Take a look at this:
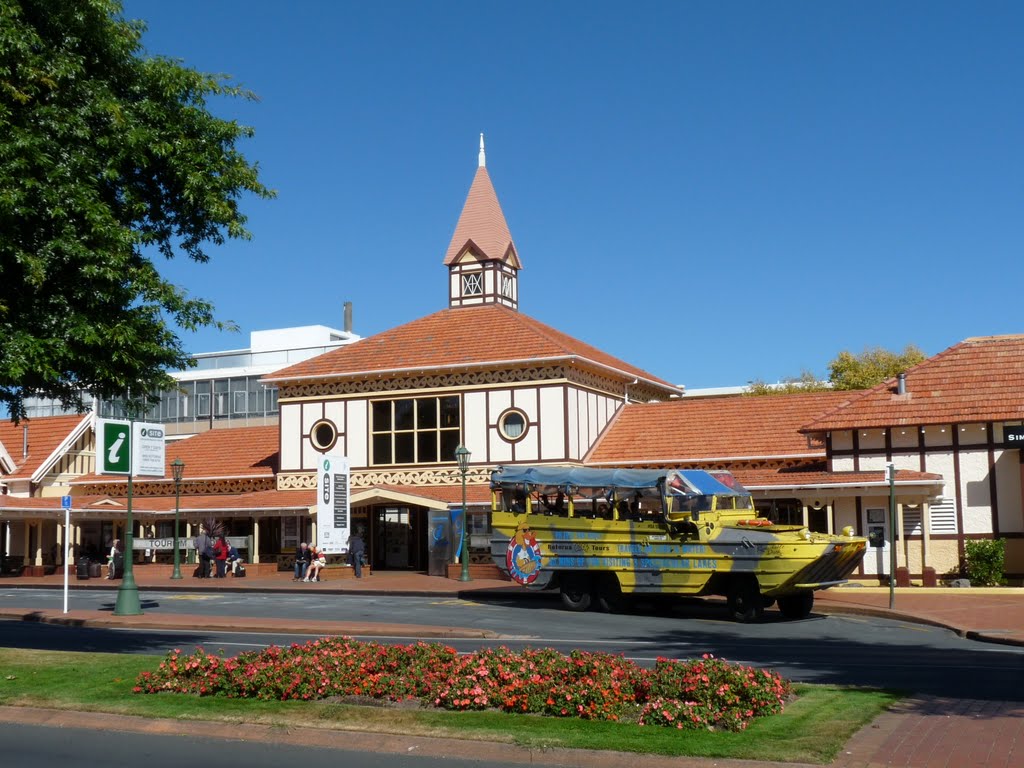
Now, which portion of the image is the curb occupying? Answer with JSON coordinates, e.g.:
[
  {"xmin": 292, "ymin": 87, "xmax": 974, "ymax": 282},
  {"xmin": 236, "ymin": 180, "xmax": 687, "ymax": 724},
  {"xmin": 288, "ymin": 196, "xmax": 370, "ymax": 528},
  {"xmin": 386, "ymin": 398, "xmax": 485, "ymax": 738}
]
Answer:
[
  {"xmin": 812, "ymin": 602, "xmax": 1024, "ymax": 648},
  {"xmin": 0, "ymin": 705, "xmax": 804, "ymax": 768},
  {"xmin": 0, "ymin": 608, "xmax": 503, "ymax": 639}
]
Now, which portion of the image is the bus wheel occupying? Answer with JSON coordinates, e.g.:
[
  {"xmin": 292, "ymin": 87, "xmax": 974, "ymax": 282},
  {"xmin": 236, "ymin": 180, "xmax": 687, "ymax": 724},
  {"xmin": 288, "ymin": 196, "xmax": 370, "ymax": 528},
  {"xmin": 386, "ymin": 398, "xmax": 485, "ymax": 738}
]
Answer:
[
  {"xmin": 777, "ymin": 592, "xmax": 814, "ymax": 620},
  {"xmin": 726, "ymin": 578, "xmax": 763, "ymax": 622},
  {"xmin": 559, "ymin": 574, "xmax": 593, "ymax": 612},
  {"xmin": 594, "ymin": 574, "xmax": 629, "ymax": 614}
]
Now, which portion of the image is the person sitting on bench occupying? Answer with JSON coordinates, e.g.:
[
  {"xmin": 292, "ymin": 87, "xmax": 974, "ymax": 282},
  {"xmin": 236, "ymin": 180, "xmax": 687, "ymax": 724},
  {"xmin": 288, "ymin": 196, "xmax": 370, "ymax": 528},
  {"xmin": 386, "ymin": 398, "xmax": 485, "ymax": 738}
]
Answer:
[{"xmin": 304, "ymin": 545, "xmax": 326, "ymax": 582}]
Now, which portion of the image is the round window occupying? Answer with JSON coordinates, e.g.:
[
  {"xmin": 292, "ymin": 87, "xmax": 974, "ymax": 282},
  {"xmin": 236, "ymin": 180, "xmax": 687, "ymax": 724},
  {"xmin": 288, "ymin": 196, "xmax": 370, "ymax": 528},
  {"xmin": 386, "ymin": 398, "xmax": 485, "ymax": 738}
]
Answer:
[
  {"xmin": 498, "ymin": 409, "xmax": 527, "ymax": 442},
  {"xmin": 310, "ymin": 419, "xmax": 339, "ymax": 452}
]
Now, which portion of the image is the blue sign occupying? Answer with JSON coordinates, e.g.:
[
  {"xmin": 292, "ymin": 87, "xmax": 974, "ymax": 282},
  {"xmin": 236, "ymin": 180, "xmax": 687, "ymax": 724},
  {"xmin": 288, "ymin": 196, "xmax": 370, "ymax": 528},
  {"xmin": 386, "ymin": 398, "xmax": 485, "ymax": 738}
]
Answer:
[
  {"xmin": 61, "ymin": 495, "xmax": 71, "ymax": 509},
  {"xmin": 448, "ymin": 512, "xmax": 464, "ymax": 561}
]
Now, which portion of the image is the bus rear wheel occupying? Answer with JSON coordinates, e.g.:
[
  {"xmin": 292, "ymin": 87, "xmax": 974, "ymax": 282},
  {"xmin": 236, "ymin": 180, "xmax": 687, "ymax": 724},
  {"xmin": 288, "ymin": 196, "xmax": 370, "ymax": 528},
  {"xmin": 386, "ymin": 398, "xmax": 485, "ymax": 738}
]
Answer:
[
  {"xmin": 559, "ymin": 574, "xmax": 593, "ymax": 612},
  {"xmin": 777, "ymin": 592, "xmax": 814, "ymax": 620}
]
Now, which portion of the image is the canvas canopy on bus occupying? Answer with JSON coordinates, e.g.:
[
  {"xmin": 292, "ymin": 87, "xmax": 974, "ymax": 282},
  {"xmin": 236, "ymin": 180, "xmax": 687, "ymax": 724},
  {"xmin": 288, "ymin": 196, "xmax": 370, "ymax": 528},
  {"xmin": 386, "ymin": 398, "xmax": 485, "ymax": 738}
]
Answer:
[{"xmin": 489, "ymin": 466, "xmax": 748, "ymax": 498}]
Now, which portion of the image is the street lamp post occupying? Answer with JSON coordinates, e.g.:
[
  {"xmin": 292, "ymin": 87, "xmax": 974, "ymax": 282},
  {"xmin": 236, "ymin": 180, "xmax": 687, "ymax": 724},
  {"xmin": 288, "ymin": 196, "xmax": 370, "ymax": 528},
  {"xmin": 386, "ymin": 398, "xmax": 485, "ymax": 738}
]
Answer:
[
  {"xmin": 455, "ymin": 444, "xmax": 472, "ymax": 582},
  {"xmin": 170, "ymin": 458, "xmax": 185, "ymax": 580}
]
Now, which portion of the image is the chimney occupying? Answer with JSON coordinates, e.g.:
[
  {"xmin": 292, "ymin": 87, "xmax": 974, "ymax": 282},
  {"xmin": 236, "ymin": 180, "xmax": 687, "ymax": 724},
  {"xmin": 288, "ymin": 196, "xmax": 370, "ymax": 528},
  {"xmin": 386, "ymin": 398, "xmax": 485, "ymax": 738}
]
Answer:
[
  {"xmin": 343, "ymin": 301, "xmax": 352, "ymax": 334},
  {"xmin": 22, "ymin": 425, "xmax": 28, "ymax": 458},
  {"xmin": 897, "ymin": 373, "xmax": 906, "ymax": 395}
]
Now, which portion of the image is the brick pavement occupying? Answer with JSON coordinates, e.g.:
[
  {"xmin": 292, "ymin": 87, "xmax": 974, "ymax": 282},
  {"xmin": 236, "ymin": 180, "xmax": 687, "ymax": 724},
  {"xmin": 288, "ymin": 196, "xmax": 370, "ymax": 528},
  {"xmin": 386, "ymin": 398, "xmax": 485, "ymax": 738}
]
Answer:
[{"xmin": 833, "ymin": 697, "xmax": 1024, "ymax": 768}]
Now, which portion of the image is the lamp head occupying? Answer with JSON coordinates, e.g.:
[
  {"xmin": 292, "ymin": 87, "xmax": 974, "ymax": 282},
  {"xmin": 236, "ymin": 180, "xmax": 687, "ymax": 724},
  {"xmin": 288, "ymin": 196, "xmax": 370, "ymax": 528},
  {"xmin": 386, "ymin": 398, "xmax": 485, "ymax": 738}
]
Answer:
[
  {"xmin": 454, "ymin": 444, "xmax": 470, "ymax": 473},
  {"xmin": 171, "ymin": 457, "xmax": 185, "ymax": 483}
]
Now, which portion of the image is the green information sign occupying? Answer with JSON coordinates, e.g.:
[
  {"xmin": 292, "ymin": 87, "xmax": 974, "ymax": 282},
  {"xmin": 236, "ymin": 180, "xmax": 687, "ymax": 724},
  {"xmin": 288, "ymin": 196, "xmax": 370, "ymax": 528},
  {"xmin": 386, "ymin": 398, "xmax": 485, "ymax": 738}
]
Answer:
[
  {"xmin": 99, "ymin": 420, "xmax": 132, "ymax": 474},
  {"xmin": 97, "ymin": 419, "xmax": 166, "ymax": 477}
]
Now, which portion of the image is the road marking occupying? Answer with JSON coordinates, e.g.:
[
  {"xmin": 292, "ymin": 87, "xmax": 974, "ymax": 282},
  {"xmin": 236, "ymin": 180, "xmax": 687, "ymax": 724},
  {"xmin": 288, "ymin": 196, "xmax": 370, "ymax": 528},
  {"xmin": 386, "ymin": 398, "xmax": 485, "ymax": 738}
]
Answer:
[{"xmin": 165, "ymin": 595, "xmax": 220, "ymax": 601}]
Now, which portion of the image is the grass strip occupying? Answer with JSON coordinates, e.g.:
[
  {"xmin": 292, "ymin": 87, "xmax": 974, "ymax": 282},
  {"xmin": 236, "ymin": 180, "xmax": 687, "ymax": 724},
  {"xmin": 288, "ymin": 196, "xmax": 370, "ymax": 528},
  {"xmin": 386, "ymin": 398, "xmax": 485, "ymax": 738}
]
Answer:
[{"xmin": 0, "ymin": 648, "xmax": 898, "ymax": 764}]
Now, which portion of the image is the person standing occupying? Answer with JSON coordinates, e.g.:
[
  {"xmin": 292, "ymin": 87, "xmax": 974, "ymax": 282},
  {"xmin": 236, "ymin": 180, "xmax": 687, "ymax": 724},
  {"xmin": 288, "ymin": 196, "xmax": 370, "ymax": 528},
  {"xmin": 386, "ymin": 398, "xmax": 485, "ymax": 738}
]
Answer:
[
  {"xmin": 212, "ymin": 534, "xmax": 229, "ymax": 578},
  {"xmin": 194, "ymin": 525, "xmax": 212, "ymax": 578},
  {"xmin": 106, "ymin": 539, "xmax": 121, "ymax": 580},
  {"xmin": 347, "ymin": 531, "xmax": 366, "ymax": 579},
  {"xmin": 293, "ymin": 542, "xmax": 311, "ymax": 581}
]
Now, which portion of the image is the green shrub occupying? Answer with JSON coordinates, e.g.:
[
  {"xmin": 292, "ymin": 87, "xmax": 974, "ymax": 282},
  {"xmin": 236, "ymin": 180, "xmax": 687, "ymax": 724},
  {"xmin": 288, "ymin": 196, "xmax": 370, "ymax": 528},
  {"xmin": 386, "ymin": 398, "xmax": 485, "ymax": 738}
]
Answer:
[
  {"xmin": 135, "ymin": 641, "xmax": 792, "ymax": 731},
  {"xmin": 963, "ymin": 539, "xmax": 1005, "ymax": 586}
]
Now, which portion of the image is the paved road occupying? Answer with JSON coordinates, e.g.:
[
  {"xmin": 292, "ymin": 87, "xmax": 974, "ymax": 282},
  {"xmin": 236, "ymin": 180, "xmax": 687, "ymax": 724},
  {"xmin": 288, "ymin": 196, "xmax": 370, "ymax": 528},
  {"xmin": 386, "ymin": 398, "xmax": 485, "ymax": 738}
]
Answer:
[
  {"xmin": 2, "ymin": 588, "xmax": 1022, "ymax": 700},
  {"xmin": 0, "ymin": 721, "xmax": 560, "ymax": 768}
]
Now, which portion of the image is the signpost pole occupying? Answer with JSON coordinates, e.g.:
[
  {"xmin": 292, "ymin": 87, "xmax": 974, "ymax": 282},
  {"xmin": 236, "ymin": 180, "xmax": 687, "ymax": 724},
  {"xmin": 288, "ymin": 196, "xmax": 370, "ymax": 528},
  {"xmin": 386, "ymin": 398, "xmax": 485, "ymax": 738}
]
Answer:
[
  {"xmin": 170, "ymin": 458, "xmax": 184, "ymax": 579},
  {"xmin": 888, "ymin": 463, "xmax": 896, "ymax": 610},
  {"xmin": 114, "ymin": 421, "xmax": 143, "ymax": 616},
  {"xmin": 62, "ymin": 495, "xmax": 70, "ymax": 614},
  {"xmin": 455, "ymin": 444, "xmax": 472, "ymax": 582}
]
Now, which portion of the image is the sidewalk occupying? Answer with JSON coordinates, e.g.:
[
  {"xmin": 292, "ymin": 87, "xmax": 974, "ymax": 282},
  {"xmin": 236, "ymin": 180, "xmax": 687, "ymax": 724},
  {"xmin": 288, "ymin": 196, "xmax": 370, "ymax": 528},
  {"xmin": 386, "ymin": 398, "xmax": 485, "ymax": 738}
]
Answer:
[{"xmin": 0, "ymin": 569, "xmax": 1021, "ymax": 768}]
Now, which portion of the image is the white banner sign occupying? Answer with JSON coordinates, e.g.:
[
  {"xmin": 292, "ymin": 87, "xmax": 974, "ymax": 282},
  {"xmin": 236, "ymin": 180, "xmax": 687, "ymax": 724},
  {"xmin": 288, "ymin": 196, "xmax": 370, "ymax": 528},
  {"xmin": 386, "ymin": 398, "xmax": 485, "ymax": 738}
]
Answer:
[
  {"xmin": 96, "ymin": 419, "xmax": 166, "ymax": 477},
  {"xmin": 133, "ymin": 537, "xmax": 248, "ymax": 551},
  {"xmin": 317, "ymin": 454, "xmax": 350, "ymax": 554}
]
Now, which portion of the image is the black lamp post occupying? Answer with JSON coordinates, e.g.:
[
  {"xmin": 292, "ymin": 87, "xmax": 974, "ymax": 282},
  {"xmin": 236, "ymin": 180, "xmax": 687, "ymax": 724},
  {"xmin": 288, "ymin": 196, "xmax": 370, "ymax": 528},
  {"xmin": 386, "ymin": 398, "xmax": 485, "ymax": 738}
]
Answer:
[
  {"xmin": 455, "ymin": 444, "xmax": 472, "ymax": 582},
  {"xmin": 170, "ymin": 458, "xmax": 185, "ymax": 580}
]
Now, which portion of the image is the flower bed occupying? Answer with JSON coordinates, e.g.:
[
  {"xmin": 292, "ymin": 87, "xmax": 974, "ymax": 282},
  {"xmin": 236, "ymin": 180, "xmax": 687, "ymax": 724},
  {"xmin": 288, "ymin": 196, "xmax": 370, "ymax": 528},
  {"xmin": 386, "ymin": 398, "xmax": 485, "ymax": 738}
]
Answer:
[{"xmin": 134, "ymin": 638, "xmax": 791, "ymax": 731}]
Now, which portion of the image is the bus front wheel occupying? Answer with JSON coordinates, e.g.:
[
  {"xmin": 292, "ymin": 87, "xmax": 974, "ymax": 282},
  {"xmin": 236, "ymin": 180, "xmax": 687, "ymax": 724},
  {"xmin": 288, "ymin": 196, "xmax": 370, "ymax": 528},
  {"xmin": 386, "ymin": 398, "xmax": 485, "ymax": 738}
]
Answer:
[{"xmin": 726, "ymin": 578, "xmax": 763, "ymax": 622}]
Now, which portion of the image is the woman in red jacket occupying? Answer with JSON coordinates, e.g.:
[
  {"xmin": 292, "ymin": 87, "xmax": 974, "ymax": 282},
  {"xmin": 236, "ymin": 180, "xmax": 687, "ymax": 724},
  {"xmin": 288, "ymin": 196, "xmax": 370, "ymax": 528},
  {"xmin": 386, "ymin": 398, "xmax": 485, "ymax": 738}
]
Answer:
[{"xmin": 212, "ymin": 535, "xmax": 230, "ymax": 578}]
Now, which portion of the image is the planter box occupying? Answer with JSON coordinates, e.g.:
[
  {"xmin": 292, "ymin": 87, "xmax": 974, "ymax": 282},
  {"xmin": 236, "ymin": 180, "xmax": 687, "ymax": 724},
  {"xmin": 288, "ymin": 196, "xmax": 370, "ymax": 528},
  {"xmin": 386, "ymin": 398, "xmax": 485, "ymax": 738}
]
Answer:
[
  {"xmin": 446, "ymin": 563, "xmax": 507, "ymax": 580},
  {"xmin": 319, "ymin": 564, "xmax": 373, "ymax": 580},
  {"xmin": 131, "ymin": 562, "xmax": 280, "ymax": 579}
]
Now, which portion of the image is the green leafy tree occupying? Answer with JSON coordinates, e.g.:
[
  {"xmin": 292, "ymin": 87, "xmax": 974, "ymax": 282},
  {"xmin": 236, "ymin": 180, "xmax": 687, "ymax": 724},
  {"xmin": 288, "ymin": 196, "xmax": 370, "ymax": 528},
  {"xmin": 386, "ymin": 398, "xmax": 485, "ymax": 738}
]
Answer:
[
  {"xmin": 745, "ymin": 370, "xmax": 831, "ymax": 396},
  {"xmin": 0, "ymin": 0, "xmax": 274, "ymax": 422},
  {"xmin": 746, "ymin": 345, "xmax": 926, "ymax": 396},
  {"xmin": 827, "ymin": 345, "xmax": 926, "ymax": 390}
]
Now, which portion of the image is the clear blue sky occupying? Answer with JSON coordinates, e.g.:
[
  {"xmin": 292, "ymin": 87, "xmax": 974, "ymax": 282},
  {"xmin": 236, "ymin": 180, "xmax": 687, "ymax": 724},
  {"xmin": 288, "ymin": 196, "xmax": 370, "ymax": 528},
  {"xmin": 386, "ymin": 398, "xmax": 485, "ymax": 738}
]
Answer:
[{"xmin": 125, "ymin": 0, "xmax": 1022, "ymax": 390}]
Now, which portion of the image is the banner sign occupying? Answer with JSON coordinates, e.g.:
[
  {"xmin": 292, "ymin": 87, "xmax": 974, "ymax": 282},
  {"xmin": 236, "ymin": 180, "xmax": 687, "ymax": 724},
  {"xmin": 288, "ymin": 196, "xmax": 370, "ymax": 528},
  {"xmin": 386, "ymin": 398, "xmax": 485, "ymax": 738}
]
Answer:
[
  {"xmin": 317, "ymin": 454, "xmax": 350, "ymax": 554},
  {"xmin": 96, "ymin": 419, "xmax": 166, "ymax": 477},
  {"xmin": 133, "ymin": 536, "xmax": 248, "ymax": 551},
  {"xmin": 1004, "ymin": 425, "xmax": 1024, "ymax": 446}
]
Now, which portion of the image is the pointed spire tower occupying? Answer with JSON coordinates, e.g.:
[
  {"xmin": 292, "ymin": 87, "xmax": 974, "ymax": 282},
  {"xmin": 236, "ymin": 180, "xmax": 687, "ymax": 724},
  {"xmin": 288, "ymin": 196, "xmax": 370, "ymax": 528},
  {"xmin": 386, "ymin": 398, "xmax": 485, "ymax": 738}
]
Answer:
[{"xmin": 444, "ymin": 134, "xmax": 522, "ymax": 310}]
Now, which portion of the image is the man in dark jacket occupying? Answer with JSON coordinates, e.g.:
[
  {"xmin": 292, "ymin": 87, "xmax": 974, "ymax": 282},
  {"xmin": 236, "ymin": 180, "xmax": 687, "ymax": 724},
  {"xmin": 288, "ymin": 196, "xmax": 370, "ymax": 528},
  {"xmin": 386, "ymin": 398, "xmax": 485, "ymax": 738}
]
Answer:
[
  {"xmin": 293, "ymin": 542, "xmax": 311, "ymax": 581},
  {"xmin": 194, "ymin": 526, "xmax": 212, "ymax": 578},
  {"xmin": 347, "ymin": 531, "xmax": 366, "ymax": 578}
]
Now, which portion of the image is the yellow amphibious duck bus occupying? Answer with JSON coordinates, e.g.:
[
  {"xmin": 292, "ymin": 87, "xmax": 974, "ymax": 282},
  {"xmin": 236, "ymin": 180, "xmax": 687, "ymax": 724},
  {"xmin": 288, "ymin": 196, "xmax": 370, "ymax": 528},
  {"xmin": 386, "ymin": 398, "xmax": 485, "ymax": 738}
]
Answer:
[{"xmin": 489, "ymin": 465, "xmax": 867, "ymax": 621}]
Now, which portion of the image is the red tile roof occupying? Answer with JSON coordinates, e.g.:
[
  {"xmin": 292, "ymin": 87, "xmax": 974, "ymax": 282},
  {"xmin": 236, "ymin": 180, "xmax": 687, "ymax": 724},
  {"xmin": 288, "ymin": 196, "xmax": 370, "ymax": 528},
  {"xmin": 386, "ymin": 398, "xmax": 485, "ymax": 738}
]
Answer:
[
  {"xmin": 265, "ymin": 304, "xmax": 679, "ymax": 392},
  {"xmin": 732, "ymin": 463, "xmax": 942, "ymax": 490},
  {"xmin": 443, "ymin": 166, "xmax": 520, "ymax": 267},
  {"xmin": 0, "ymin": 414, "xmax": 90, "ymax": 481},
  {"xmin": 0, "ymin": 490, "xmax": 313, "ymax": 513},
  {"xmin": 802, "ymin": 335, "xmax": 1024, "ymax": 431},
  {"xmin": 587, "ymin": 391, "xmax": 852, "ymax": 464},
  {"xmin": 72, "ymin": 425, "xmax": 279, "ymax": 485}
]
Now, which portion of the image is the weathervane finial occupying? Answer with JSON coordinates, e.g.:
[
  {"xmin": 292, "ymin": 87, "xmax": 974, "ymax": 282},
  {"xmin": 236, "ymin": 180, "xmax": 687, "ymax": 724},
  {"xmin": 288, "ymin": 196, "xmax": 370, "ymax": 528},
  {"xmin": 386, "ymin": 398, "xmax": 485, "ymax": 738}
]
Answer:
[{"xmin": 479, "ymin": 133, "xmax": 486, "ymax": 167}]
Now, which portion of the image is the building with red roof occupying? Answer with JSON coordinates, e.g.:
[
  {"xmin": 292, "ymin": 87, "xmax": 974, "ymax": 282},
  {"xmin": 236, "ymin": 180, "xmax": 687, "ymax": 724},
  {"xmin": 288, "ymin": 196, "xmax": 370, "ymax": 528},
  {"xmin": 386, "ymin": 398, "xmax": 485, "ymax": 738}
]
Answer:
[{"xmin": 1, "ymin": 142, "xmax": 1020, "ymax": 583}]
